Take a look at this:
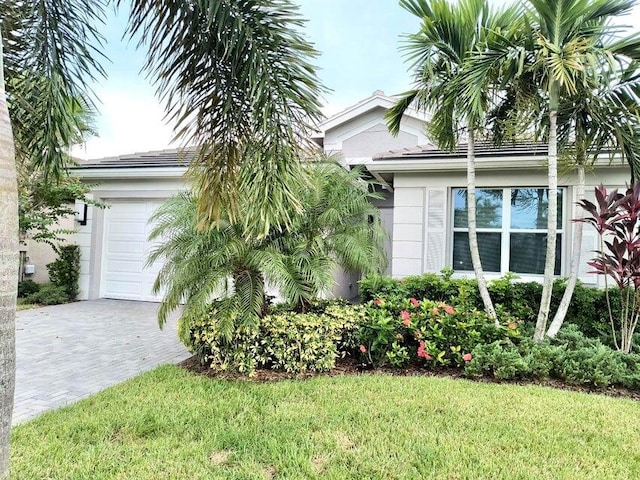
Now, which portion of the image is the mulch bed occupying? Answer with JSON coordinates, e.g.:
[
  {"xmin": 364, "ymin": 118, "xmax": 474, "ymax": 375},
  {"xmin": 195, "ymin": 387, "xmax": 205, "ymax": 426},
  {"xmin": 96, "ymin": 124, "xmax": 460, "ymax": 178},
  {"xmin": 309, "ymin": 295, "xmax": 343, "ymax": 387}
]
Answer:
[{"xmin": 179, "ymin": 356, "xmax": 640, "ymax": 401}]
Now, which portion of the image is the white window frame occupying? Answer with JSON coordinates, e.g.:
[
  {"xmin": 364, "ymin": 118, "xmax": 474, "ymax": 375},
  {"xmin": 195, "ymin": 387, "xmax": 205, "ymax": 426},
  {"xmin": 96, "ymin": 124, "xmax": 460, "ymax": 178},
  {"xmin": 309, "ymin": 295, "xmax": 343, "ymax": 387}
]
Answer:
[{"xmin": 451, "ymin": 187, "xmax": 566, "ymax": 278}]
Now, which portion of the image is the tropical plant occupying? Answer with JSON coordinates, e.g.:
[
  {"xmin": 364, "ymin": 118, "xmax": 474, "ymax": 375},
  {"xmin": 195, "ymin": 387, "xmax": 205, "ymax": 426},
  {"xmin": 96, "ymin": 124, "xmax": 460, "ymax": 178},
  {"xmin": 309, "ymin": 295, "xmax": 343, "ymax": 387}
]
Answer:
[
  {"xmin": 148, "ymin": 162, "xmax": 387, "ymax": 336},
  {"xmin": 386, "ymin": 0, "xmax": 522, "ymax": 322},
  {"xmin": 546, "ymin": 67, "xmax": 640, "ymax": 337},
  {"xmin": 0, "ymin": 1, "xmax": 107, "ymax": 475},
  {"xmin": 3, "ymin": 1, "xmax": 328, "ymax": 473},
  {"xmin": 122, "ymin": 0, "xmax": 325, "ymax": 237},
  {"xmin": 578, "ymin": 183, "xmax": 640, "ymax": 353},
  {"xmin": 464, "ymin": 0, "xmax": 640, "ymax": 340}
]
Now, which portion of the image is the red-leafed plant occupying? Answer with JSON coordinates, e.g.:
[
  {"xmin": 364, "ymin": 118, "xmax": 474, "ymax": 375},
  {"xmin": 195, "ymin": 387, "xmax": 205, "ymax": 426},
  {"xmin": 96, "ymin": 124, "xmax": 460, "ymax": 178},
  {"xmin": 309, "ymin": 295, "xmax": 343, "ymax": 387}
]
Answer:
[{"xmin": 578, "ymin": 184, "xmax": 640, "ymax": 353}]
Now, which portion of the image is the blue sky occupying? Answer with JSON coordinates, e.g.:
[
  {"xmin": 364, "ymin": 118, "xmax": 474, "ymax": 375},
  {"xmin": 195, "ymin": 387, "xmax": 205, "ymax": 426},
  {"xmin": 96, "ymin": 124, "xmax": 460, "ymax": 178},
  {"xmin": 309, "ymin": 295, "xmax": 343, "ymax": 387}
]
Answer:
[
  {"xmin": 74, "ymin": 1, "xmax": 421, "ymax": 159},
  {"xmin": 74, "ymin": 1, "xmax": 640, "ymax": 159}
]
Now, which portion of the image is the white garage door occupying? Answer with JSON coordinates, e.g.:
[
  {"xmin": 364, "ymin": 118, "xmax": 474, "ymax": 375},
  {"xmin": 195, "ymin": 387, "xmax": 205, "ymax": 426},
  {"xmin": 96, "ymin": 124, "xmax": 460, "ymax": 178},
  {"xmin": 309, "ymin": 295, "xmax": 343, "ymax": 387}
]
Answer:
[{"xmin": 101, "ymin": 199, "xmax": 166, "ymax": 302}]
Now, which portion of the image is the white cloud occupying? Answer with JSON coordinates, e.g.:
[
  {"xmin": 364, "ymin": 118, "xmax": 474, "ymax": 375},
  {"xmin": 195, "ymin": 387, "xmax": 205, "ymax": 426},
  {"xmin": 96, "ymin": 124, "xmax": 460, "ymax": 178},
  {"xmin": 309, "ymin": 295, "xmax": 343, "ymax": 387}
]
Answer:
[{"xmin": 72, "ymin": 88, "xmax": 177, "ymax": 160}]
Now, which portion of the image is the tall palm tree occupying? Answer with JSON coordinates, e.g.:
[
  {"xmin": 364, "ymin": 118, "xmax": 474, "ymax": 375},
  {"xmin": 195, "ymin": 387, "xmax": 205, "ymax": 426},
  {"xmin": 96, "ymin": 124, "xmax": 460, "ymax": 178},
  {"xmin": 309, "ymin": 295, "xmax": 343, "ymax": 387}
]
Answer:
[
  {"xmin": 148, "ymin": 162, "xmax": 387, "ymax": 336},
  {"xmin": 2, "ymin": 1, "xmax": 326, "ymax": 475},
  {"xmin": 1, "ymin": 2, "xmax": 107, "ymax": 475},
  {"xmin": 386, "ymin": 0, "xmax": 521, "ymax": 321},
  {"xmin": 546, "ymin": 65, "xmax": 640, "ymax": 337},
  {"xmin": 466, "ymin": 0, "xmax": 640, "ymax": 340},
  {"xmin": 122, "ymin": 0, "xmax": 326, "ymax": 238}
]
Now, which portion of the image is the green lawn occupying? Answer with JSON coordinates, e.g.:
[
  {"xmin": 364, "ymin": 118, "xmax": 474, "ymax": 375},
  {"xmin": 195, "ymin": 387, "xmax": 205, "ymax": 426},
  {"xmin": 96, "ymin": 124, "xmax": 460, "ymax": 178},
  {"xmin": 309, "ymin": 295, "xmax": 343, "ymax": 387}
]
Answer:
[{"xmin": 11, "ymin": 366, "xmax": 640, "ymax": 479}]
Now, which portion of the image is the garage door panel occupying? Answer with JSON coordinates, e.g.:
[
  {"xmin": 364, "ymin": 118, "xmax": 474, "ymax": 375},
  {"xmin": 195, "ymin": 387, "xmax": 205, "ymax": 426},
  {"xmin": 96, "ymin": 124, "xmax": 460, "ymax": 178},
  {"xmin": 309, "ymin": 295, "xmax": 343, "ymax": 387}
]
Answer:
[
  {"xmin": 106, "ymin": 240, "xmax": 145, "ymax": 255},
  {"xmin": 101, "ymin": 199, "xmax": 166, "ymax": 302},
  {"xmin": 108, "ymin": 221, "xmax": 146, "ymax": 235}
]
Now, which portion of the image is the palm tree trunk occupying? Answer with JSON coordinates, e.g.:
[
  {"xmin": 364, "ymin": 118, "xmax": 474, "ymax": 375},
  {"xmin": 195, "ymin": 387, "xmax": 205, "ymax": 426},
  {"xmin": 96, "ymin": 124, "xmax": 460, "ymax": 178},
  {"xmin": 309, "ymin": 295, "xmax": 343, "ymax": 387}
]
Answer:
[
  {"xmin": 466, "ymin": 126, "xmax": 497, "ymax": 322},
  {"xmin": 534, "ymin": 83, "xmax": 558, "ymax": 341},
  {"xmin": 0, "ymin": 32, "xmax": 18, "ymax": 480},
  {"xmin": 546, "ymin": 161, "xmax": 585, "ymax": 338}
]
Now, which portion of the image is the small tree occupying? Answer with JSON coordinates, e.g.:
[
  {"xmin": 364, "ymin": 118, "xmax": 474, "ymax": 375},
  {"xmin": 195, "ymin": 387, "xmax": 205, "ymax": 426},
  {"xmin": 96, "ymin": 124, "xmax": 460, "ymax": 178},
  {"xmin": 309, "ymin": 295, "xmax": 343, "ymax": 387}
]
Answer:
[
  {"xmin": 579, "ymin": 184, "xmax": 640, "ymax": 353},
  {"xmin": 148, "ymin": 162, "xmax": 387, "ymax": 334}
]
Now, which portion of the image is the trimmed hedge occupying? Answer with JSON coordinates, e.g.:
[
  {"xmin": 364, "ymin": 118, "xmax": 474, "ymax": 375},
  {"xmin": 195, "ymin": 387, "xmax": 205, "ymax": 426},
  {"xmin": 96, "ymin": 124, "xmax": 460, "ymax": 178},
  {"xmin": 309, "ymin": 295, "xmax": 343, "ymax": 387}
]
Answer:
[
  {"xmin": 360, "ymin": 272, "xmax": 612, "ymax": 338},
  {"xmin": 180, "ymin": 300, "xmax": 366, "ymax": 375},
  {"xmin": 465, "ymin": 326, "xmax": 640, "ymax": 389}
]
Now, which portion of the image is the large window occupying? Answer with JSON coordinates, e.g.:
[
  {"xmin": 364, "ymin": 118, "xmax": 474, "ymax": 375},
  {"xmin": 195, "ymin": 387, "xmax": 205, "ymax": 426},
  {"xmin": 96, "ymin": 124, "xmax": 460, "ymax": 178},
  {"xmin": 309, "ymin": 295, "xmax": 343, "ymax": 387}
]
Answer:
[{"xmin": 452, "ymin": 188, "xmax": 563, "ymax": 275}]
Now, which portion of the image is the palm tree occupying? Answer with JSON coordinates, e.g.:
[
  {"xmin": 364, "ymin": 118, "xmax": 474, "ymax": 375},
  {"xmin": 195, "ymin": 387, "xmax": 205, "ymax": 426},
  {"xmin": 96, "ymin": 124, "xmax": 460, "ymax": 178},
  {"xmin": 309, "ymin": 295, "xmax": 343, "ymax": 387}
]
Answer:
[
  {"xmin": 1, "ymin": 1, "xmax": 107, "ymax": 474},
  {"xmin": 122, "ymin": 0, "xmax": 326, "ymax": 237},
  {"xmin": 148, "ymin": 162, "xmax": 387, "ymax": 337},
  {"xmin": 465, "ymin": 0, "xmax": 640, "ymax": 340},
  {"xmin": 386, "ymin": 0, "xmax": 521, "ymax": 321},
  {"xmin": 546, "ymin": 65, "xmax": 640, "ymax": 337},
  {"xmin": 2, "ymin": 1, "xmax": 325, "ymax": 475}
]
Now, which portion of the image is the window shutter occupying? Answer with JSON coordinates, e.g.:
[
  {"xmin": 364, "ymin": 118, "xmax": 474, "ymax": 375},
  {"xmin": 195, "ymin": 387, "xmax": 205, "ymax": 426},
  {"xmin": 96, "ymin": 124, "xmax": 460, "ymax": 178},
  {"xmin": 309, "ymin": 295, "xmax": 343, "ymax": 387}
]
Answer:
[
  {"xmin": 577, "ymin": 187, "xmax": 598, "ymax": 285},
  {"xmin": 424, "ymin": 188, "xmax": 447, "ymax": 272}
]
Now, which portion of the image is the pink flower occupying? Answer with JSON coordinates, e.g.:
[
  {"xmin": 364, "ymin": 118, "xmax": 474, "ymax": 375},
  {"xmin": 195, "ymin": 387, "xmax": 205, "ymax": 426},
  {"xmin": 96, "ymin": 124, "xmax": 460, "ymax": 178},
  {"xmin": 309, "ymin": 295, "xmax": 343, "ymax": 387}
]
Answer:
[
  {"xmin": 359, "ymin": 345, "xmax": 367, "ymax": 353},
  {"xmin": 417, "ymin": 341, "xmax": 432, "ymax": 360},
  {"xmin": 462, "ymin": 353, "xmax": 473, "ymax": 362},
  {"xmin": 410, "ymin": 297, "xmax": 420, "ymax": 308},
  {"xmin": 402, "ymin": 318, "xmax": 411, "ymax": 327},
  {"xmin": 507, "ymin": 322, "xmax": 516, "ymax": 330},
  {"xmin": 431, "ymin": 307, "xmax": 439, "ymax": 315},
  {"xmin": 444, "ymin": 305, "xmax": 455, "ymax": 315},
  {"xmin": 400, "ymin": 310, "xmax": 411, "ymax": 326},
  {"xmin": 373, "ymin": 299, "xmax": 383, "ymax": 306}
]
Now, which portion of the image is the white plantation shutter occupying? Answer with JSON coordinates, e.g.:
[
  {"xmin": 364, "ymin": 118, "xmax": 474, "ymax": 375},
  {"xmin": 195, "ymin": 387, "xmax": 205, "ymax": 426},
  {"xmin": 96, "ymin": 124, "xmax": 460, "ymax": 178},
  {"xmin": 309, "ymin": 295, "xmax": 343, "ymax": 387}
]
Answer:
[
  {"xmin": 577, "ymin": 187, "xmax": 599, "ymax": 285},
  {"xmin": 424, "ymin": 188, "xmax": 447, "ymax": 272}
]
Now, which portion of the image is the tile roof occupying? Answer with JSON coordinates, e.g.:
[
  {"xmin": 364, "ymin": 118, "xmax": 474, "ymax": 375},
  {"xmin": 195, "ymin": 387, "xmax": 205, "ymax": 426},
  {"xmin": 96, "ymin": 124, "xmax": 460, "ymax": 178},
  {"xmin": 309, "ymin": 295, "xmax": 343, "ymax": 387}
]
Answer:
[
  {"xmin": 71, "ymin": 148, "xmax": 196, "ymax": 169},
  {"xmin": 373, "ymin": 141, "xmax": 549, "ymax": 160}
]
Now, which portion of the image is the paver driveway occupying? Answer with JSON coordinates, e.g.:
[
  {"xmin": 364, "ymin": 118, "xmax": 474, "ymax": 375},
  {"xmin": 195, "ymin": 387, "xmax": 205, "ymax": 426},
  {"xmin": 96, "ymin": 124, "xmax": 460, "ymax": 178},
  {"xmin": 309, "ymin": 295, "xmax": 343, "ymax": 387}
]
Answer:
[{"xmin": 13, "ymin": 299, "xmax": 190, "ymax": 425}]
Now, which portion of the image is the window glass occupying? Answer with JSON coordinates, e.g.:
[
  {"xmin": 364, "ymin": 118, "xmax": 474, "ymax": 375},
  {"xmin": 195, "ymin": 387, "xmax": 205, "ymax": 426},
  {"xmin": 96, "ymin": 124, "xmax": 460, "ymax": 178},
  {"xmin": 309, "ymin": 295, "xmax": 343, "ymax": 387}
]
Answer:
[
  {"xmin": 509, "ymin": 233, "xmax": 561, "ymax": 275},
  {"xmin": 453, "ymin": 232, "xmax": 502, "ymax": 272},
  {"xmin": 453, "ymin": 189, "xmax": 503, "ymax": 228},
  {"xmin": 510, "ymin": 189, "xmax": 563, "ymax": 230}
]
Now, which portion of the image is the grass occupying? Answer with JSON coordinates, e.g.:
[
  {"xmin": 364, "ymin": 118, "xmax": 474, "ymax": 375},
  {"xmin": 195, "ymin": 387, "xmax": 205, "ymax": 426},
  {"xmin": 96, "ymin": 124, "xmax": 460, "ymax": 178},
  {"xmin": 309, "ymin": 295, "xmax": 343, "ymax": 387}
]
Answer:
[
  {"xmin": 11, "ymin": 366, "xmax": 640, "ymax": 479},
  {"xmin": 15, "ymin": 299, "xmax": 40, "ymax": 311}
]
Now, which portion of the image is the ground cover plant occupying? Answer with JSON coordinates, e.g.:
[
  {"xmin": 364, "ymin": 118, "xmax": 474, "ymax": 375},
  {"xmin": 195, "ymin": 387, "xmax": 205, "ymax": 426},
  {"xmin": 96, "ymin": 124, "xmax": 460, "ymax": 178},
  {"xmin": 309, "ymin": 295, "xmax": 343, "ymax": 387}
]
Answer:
[{"xmin": 10, "ymin": 365, "xmax": 640, "ymax": 480}]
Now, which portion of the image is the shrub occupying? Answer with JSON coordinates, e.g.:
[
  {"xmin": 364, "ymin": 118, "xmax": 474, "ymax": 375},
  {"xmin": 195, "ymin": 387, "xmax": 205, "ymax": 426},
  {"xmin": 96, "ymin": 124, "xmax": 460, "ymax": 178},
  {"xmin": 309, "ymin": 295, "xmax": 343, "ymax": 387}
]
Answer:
[
  {"xmin": 181, "ymin": 301, "xmax": 366, "ymax": 375},
  {"xmin": 25, "ymin": 283, "xmax": 69, "ymax": 306},
  {"xmin": 357, "ymin": 297, "xmax": 520, "ymax": 368},
  {"xmin": 464, "ymin": 328, "xmax": 640, "ymax": 390},
  {"xmin": 47, "ymin": 244, "xmax": 80, "ymax": 301},
  {"xmin": 464, "ymin": 342, "xmax": 530, "ymax": 380},
  {"xmin": 17, "ymin": 279, "xmax": 40, "ymax": 298},
  {"xmin": 359, "ymin": 272, "xmax": 616, "ymax": 345}
]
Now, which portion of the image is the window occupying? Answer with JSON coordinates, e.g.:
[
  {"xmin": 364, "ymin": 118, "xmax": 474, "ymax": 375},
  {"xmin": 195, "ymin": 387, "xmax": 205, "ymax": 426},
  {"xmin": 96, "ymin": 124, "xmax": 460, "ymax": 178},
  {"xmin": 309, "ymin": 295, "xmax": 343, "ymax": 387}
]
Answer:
[{"xmin": 452, "ymin": 188, "xmax": 563, "ymax": 275}]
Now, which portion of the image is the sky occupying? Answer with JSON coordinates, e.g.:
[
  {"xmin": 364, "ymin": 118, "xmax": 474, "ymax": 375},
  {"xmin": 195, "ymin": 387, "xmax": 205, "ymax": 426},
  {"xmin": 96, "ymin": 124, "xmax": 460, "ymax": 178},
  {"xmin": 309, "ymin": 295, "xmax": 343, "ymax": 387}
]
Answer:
[
  {"xmin": 72, "ymin": 0, "xmax": 419, "ymax": 159},
  {"xmin": 72, "ymin": 1, "xmax": 640, "ymax": 160}
]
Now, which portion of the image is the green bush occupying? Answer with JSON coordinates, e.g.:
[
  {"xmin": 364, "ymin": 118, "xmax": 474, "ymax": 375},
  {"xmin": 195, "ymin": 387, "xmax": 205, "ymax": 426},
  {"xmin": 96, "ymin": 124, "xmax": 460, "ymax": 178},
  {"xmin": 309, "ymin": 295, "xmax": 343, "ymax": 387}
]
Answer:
[
  {"xmin": 180, "ymin": 301, "xmax": 366, "ymax": 375},
  {"xmin": 17, "ymin": 279, "xmax": 40, "ymax": 298},
  {"xmin": 25, "ymin": 283, "xmax": 69, "ymax": 306},
  {"xmin": 47, "ymin": 244, "xmax": 80, "ymax": 301},
  {"xmin": 464, "ymin": 327, "xmax": 640, "ymax": 389},
  {"xmin": 360, "ymin": 272, "xmax": 612, "ymax": 342},
  {"xmin": 357, "ymin": 297, "xmax": 520, "ymax": 368}
]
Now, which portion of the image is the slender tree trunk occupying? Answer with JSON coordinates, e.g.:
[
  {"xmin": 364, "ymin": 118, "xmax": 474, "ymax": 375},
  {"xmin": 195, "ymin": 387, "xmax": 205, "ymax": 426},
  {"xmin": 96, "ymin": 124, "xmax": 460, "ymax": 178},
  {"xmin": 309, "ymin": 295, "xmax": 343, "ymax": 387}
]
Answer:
[
  {"xmin": 466, "ymin": 126, "xmax": 497, "ymax": 323},
  {"xmin": 534, "ymin": 83, "xmax": 558, "ymax": 341},
  {"xmin": 0, "ymin": 32, "xmax": 18, "ymax": 480},
  {"xmin": 547, "ymin": 161, "xmax": 585, "ymax": 338}
]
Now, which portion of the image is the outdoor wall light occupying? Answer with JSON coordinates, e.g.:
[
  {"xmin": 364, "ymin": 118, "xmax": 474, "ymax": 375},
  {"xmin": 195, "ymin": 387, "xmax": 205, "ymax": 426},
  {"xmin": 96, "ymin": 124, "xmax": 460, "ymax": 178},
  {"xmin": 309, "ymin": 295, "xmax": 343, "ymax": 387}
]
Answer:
[{"xmin": 74, "ymin": 199, "xmax": 88, "ymax": 226}]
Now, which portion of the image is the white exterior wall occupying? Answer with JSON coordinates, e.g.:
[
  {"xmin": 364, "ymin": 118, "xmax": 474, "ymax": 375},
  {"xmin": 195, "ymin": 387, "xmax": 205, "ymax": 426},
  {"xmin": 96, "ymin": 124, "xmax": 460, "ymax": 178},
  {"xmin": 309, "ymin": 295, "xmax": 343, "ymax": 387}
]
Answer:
[
  {"xmin": 323, "ymin": 109, "xmax": 428, "ymax": 162},
  {"xmin": 390, "ymin": 165, "xmax": 631, "ymax": 286},
  {"xmin": 74, "ymin": 176, "xmax": 187, "ymax": 300}
]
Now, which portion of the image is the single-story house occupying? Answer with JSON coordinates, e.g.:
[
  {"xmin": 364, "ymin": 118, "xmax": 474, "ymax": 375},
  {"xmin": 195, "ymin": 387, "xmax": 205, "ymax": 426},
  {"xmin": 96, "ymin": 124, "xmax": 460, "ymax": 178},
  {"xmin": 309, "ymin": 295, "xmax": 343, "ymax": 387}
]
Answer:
[{"xmin": 68, "ymin": 90, "xmax": 626, "ymax": 302}]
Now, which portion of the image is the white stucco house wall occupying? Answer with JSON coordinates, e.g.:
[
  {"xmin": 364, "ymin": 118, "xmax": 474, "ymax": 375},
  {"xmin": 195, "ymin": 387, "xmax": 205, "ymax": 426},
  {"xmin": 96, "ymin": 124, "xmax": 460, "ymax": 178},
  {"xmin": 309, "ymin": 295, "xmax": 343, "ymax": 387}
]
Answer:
[
  {"xmin": 70, "ymin": 89, "xmax": 630, "ymax": 302},
  {"xmin": 368, "ymin": 142, "xmax": 630, "ymax": 287},
  {"xmin": 71, "ymin": 91, "xmax": 429, "ymax": 302}
]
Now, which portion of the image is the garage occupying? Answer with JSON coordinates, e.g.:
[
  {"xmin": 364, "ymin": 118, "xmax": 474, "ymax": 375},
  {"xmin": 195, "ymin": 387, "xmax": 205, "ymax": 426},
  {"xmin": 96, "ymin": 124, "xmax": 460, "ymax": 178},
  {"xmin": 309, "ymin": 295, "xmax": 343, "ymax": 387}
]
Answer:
[{"xmin": 100, "ymin": 199, "xmax": 166, "ymax": 302}]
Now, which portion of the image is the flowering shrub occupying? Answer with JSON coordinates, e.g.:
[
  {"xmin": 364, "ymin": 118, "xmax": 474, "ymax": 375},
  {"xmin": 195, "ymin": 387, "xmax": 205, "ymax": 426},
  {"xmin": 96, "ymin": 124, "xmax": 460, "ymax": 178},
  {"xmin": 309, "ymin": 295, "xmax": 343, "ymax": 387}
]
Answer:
[{"xmin": 357, "ymin": 296, "xmax": 520, "ymax": 368}]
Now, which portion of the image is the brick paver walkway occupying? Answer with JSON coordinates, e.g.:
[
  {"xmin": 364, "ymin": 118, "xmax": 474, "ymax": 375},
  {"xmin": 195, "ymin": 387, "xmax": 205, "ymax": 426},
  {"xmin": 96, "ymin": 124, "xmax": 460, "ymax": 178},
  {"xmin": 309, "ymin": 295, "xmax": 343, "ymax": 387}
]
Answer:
[{"xmin": 13, "ymin": 299, "xmax": 190, "ymax": 425}]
